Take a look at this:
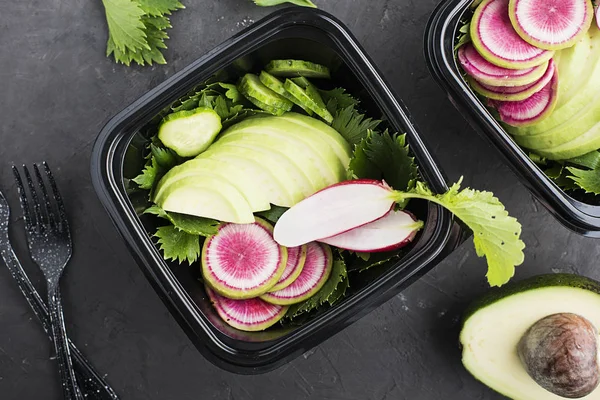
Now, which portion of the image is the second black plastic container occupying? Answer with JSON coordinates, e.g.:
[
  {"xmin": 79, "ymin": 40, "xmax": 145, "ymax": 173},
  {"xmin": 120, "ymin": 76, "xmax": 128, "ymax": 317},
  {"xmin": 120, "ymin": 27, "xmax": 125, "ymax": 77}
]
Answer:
[
  {"xmin": 92, "ymin": 8, "xmax": 468, "ymax": 374},
  {"xmin": 425, "ymin": 0, "xmax": 600, "ymax": 237}
]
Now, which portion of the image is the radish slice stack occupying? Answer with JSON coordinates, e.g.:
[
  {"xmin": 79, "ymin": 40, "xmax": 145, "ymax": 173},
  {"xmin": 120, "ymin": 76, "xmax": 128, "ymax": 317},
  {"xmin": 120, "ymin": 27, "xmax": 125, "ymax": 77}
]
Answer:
[{"xmin": 459, "ymin": 0, "xmax": 595, "ymax": 126}]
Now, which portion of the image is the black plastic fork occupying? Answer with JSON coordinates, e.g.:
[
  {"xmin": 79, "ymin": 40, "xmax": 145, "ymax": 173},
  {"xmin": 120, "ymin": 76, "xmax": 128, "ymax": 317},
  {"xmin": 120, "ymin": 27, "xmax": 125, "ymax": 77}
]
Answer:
[{"xmin": 13, "ymin": 163, "xmax": 83, "ymax": 400}]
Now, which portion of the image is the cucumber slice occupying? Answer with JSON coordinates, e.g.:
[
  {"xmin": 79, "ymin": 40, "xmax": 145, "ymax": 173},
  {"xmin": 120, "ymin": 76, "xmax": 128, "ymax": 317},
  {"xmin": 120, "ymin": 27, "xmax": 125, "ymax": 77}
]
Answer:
[
  {"xmin": 284, "ymin": 79, "xmax": 334, "ymax": 123},
  {"xmin": 158, "ymin": 108, "xmax": 222, "ymax": 158},
  {"xmin": 259, "ymin": 71, "xmax": 313, "ymax": 116},
  {"xmin": 245, "ymin": 95, "xmax": 289, "ymax": 116},
  {"xmin": 265, "ymin": 60, "xmax": 331, "ymax": 79},
  {"xmin": 238, "ymin": 74, "xmax": 293, "ymax": 110},
  {"xmin": 291, "ymin": 77, "xmax": 311, "ymax": 88}
]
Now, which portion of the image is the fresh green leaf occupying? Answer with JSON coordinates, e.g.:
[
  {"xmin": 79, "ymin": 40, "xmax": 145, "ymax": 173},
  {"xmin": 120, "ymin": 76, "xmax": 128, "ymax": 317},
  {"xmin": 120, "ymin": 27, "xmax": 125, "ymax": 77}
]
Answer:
[
  {"xmin": 348, "ymin": 132, "xmax": 380, "ymax": 180},
  {"xmin": 107, "ymin": 19, "xmax": 169, "ymax": 66},
  {"xmin": 101, "ymin": 0, "xmax": 148, "ymax": 53},
  {"xmin": 151, "ymin": 143, "xmax": 179, "ymax": 169},
  {"xmin": 565, "ymin": 151, "xmax": 600, "ymax": 170},
  {"xmin": 347, "ymin": 251, "xmax": 401, "ymax": 272},
  {"xmin": 142, "ymin": 15, "xmax": 172, "ymax": 30},
  {"xmin": 454, "ymin": 21, "xmax": 471, "ymax": 51},
  {"xmin": 545, "ymin": 164, "xmax": 579, "ymax": 191},
  {"xmin": 285, "ymin": 257, "xmax": 348, "ymax": 319},
  {"xmin": 256, "ymin": 205, "xmax": 289, "ymax": 224},
  {"xmin": 154, "ymin": 225, "xmax": 201, "ymax": 264},
  {"xmin": 528, "ymin": 152, "xmax": 547, "ymax": 166},
  {"xmin": 331, "ymin": 106, "xmax": 381, "ymax": 146},
  {"xmin": 219, "ymin": 83, "xmax": 244, "ymax": 103},
  {"xmin": 394, "ymin": 179, "xmax": 525, "ymax": 287},
  {"xmin": 132, "ymin": 158, "xmax": 159, "ymax": 189},
  {"xmin": 254, "ymin": 0, "xmax": 317, "ymax": 7},
  {"xmin": 134, "ymin": 0, "xmax": 184, "ymax": 16},
  {"xmin": 144, "ymin": 206, "xmax": 219, "ymax": 236},
  {"xmin": 213, "ymin": 96, "xmax": 245, "ymax": 120},
  {"xmin": 364, "ymin": 131, "xmax": 419, "ymax": 192},
  {"xmin": 320, "ymin": 88, "xmax": 359, "ymax": 114},
  {"xmin": 567, "ymin": 167, "xmax": 600, "ymax": 194}
]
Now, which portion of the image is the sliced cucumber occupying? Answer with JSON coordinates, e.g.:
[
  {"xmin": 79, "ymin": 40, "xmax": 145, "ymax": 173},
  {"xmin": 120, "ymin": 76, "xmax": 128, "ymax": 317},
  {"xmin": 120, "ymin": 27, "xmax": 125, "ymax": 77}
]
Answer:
[
  {"xmin": 158, "ymin": 108, "xmax": 222, "ymax": 158},
  {"xmin": 238, "ymin": 73, "xmax": 293, "ymax": 112},
  {"xmin": 291, "ymin": 76, "xmax": 311, "ymax": 88},
  {"xmin": 259, "ymin": 71, "xmax": 313, "ymax": 116},
  {"xmin": 265, "ymin": 60, "xmax": 331, "ymax": 79},
  {"xmin": 283, "ymin": 79, "xmax": 334, "ymax": 123}
]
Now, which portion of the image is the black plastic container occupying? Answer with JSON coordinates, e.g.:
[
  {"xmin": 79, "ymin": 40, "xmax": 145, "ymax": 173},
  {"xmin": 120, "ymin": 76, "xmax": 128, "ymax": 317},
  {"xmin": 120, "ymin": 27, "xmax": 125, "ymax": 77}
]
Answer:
[
  {"xmin": 425, "ymin": 0, "xmax": 600, "ymax": 237},
  {"xmin": 91, "ymin": 8, "xmax": 468, "ymax": 374}
]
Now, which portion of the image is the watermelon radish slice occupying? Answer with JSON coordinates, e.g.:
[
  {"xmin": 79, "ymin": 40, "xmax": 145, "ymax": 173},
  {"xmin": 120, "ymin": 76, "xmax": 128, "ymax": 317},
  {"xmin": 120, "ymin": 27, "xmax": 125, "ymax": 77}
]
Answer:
[
  {"xmin": 268, "ymin": 244, "xmax": 307, "ymax": 292},
  {"xmin": 260, "ymin": 242, "xmax": 333, "ymax": 305},
  {"xmin": 458, "ymin": 43, "xmax": 548, "ymax": 87},
  {"xmin": 468, "ymin": 58, "xmax": 555, "ymax": 101},
  {"xmin": 508, "ymin": 0, "xmax": 593, "ymax": 50},
  {"xmin": 490, "ymin": 63, "xmax": 559, "ymax": 126},
  {"xmin": 318, "ymin": 210, "xmax": 424, "ymax": 253},
  {"xmin": 471, "ymin": 0, "xmax": 554, "ymax": 69},
  {"xmin": 201, "ymin": 218, "xmax": 288, "ymax": 299},
  {"xmin": 273, "ymin": 179, "xmax": 396, "ymax": 248},
  {"xmin": 205, "ymin": 286, "xmax": 288, "ymax": 331}
]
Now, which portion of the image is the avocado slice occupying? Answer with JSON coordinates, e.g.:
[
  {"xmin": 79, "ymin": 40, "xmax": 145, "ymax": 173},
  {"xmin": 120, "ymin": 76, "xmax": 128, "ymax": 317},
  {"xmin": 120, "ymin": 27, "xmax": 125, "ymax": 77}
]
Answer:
[{"xmin": 460, "ymin": 274, "xmax": 600, "ymax": 400}]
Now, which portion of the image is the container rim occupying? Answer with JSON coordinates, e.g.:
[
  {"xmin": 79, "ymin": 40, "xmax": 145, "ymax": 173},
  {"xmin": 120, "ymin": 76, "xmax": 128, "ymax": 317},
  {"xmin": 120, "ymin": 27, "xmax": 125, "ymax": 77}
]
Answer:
[
  {"xmin": 424, "ymin": 0, "xmax": 600, "ymax": 236},
  {"xmin": 91, "ymin": 7, "xmax": 466, "ymax": 373}
]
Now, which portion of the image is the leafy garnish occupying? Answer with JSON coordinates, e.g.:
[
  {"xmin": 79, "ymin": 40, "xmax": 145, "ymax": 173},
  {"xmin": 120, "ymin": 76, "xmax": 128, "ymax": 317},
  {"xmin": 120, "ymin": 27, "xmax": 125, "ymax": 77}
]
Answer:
[
  {"xmin": 320, "ymin": 88, "xmax": 360, "ymax": 115},
  {"xmin": 393, "ymin": 179, "xmax": 525, "ymax": 287},
  {"xmin": 348, "ymin": 132, "xmax": 380, "ymax": 180},
  {"xmin": 151, "ymin": 143, "xmax": 179, "ymax": 169},
  {"xmin": 256, "ymin": 205, "xmax": 289, "ymax": 224},
  {"xmin": 346, "ymin": 251, "xmax": 401, "ymax": 272},
  {"xmin": 101, "ymin": 0, "xmax": 184, "ymax": 66},
  {"xmin": 364, "ymin": 131, "xmax": 418, "ymax": 192},
  {"xmin": 254, "ymin": 0, "xmax": 317, "ymax": 7},
  {"xmin": 285, "ymin": 257, "xmax": 349, "ymax": 319},
  {"xmin": 566, "ymin": 151, "xmax": 600, "ymax": 170},
  {"xmin": 144, "ymin": 206, "xmax": 219, "ymax": 236},
  {"xmin": 154, "ymin": 225, "xmax": 201, "ymax": 264},
  {"xmin": 331, "ymin": 106, "xmax": 381, "ymax": 146},
  {"xmin": 133, "ymin": 158, "xmax": 159, "ymax": 190},
  {"xmin": 567, "ymin": 167, "xmax": 600, "ymax": 194},
  {"xmin": 455, "ymin": 21, "xmax": 471, "ymax": 51},
  {"xmin": 546, "ymin": 164, "xmax": 581, "ymax": 191}
]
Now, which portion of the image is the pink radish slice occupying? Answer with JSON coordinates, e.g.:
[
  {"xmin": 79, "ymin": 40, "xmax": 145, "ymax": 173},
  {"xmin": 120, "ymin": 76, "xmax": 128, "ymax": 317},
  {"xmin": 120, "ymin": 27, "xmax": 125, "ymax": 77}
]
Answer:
[
  {"xmin": 268, "ymin": 244, "xmax": 308, "ymax": 292},
  {"xmin": 273, "ymin": 179, "xmax": 396, "ymax": 248},
  {"xmin": 458, "ymin": 43, "xmax": 548, "ymax": 87},
  {"xmin": 205, "ymin": 286, "xmax": 288, "ymax": 332},
  {"xmin": 260, "ymin": 242, "xmax": 333, "ymax": 305},
  {"xmin": 470, "ymin": 58, "xmax": 555, "ymax": 101},
  {"xmin": 318, "ymin": 210, "xmax": 424, "ymax": 253},
  {"xmin": 596, "ymin": 2, "xmax": 600, "ymax": 30},
  {"xmin": 491, "ymin": 64, "xmax": 559, "ymax": 127},
  {"xmin": 470, "ymin": 0, "xmax": 554, "ymax": 69},
  {"xmin": 508, "ymin": 0, "xmax": 593, "ymax": 50},
  {"xmin": 201, "ymin": 218, "xmax": 288, "ymax": 299}
]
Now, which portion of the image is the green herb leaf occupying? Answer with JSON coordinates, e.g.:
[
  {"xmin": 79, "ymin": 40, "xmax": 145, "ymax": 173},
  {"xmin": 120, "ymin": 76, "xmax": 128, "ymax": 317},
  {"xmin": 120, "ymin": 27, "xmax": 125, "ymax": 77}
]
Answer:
[
  {"xmin": 154, "ymin": 225, "xmax": 201, "ymax": 264},
  {"xmin": 132, "ymin": 158, "xmax": 159, "ymax": 190},
  {"xmin": 364, "ymin": 130, "xmax": 418, "ymax": 192},
  {"xmin": 348, "ymin": 132, "xmax": 380, "ymax": 180},
  {"xmin": 101, "ymin": 0, "xmax": 148, "ymax": 53},
  {"xmin": 142, "ymin": 15, "xmax": 172, "ymax": 30},
  {"xmin": 219, "ymin": 83, "xmax": 244, "ymax": 103},
  {"xmin": 256, "ymin": 205, "xmax": 289, "ymax": 224},
  {"xmin": 285, "ymin": 257, "xmax": 348, "ymax": 319},
  {"xmin": 395, "ymin": 179, "xmax": 525, "ymax": 287},
  {"xmin": 107, "ymin": 17, "xmax": 169, "ymax": 66},
  {"xmin": 253, "ymin": 0, "xmax": 317, "ymax": 7},
  {"xmin": 347, "ymin": 251, "xmax": 401, "ymax": 272},
  {"xmin": 545, "ymin": 164, "xmax": 579, "ymax": 191},
  {"xmin": 151, "ymin": 143, "xmax": 179, "ymax": 169},
  {"xmin": 567, "ymin": 167, "xmax": 600, "ymax": 194},
  {"xmin": 331, "ymin": 106, "xmax": 381, "ymax": 146},
  {"xmin": 134, "ymin": 0, "xmax": 184, "ymax": 16},
  {"xmin": 144, "ymin": 206, "xmax": 219, "ymax": 236},
  {"xmin": 565, "ymin": 151, "xmax": 600, "ymax": 170},
  {"xmin": 320, "ymin": 88, "xmax": 359, "ymax": 114}
]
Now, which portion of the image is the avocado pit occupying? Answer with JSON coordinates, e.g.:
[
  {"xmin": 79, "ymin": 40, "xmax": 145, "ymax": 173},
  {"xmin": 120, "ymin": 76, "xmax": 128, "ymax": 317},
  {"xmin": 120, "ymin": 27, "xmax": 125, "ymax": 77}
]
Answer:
[{"xmin": 518, "ymin": 312, "xmax": 600, "ymax": 398}]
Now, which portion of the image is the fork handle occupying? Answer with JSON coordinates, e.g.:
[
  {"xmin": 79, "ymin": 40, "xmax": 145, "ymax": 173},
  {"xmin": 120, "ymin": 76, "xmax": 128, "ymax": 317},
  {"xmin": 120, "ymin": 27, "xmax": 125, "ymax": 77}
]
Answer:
[
  {"xmin": 0, "ymin": 245, "xmax": 119, "ymax": 399},
  {"xmin": 48, "ymin": 288, "xmax": 85, "ymax": 400}
]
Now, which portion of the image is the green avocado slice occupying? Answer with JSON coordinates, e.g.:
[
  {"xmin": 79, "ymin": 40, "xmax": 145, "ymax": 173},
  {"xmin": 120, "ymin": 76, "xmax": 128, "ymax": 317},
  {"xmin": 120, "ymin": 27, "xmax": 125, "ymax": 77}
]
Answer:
[{"xmin": 460, "ymin": 274, "xmax": 600, "ymax": 400}]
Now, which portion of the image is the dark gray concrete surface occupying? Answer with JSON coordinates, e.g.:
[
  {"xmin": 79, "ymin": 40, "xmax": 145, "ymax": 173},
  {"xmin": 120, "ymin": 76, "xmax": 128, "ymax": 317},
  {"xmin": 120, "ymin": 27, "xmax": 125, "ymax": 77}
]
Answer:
[{"xmin": 1, "ymin": 1, "xmax": 599, "ymax": 399}]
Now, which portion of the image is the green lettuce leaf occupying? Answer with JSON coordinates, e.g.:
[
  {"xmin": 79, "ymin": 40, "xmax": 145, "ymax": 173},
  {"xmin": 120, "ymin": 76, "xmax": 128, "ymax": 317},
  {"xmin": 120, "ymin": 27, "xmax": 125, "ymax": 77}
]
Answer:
[
  {"xmin": 394, "ymin": 179, "xmax": 525, "ymax": 287},
  {"xmin": 567, "ymin": 167, "xmax": 600, "ymax": 194}
]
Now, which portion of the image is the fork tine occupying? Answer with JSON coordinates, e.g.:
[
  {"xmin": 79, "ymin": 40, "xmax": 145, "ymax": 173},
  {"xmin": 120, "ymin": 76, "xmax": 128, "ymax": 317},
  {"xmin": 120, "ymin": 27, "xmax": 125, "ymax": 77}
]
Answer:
[
  {"xmin": 33, "ymin": 164, "xmax": 56, "ymax": 229},
  {"xmin": 23, "ymin": 166, "xmax": 44, "ymax": 232},
  {"xmin": 12, "ymin": 166, "xmax": 35, "ymax": 231},
  {"xmin": 43, "ymin": 162, "xmax": 69, "ymax": 234}
]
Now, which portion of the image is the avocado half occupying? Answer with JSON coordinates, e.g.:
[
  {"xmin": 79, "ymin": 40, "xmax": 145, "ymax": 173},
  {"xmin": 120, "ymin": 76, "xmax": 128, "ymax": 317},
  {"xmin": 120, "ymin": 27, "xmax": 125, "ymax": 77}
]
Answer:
[{"xmin": 460, "ymin": 274, "xmax": 600, "ymax": 400}]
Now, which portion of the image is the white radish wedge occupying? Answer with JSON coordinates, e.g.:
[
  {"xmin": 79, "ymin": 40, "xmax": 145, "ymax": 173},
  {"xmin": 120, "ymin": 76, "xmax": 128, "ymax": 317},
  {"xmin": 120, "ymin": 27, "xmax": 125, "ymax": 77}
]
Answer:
[
  {"xmin": 471, "ymin": 0, "xmax": 554, "ymax": 69},
  {"xmin": 490, "ymin": 62, "xmax": 559, "ymax": 126},
  {"xmin": 273, "ymin": 180, "xmax": 396, "ymax": 248},
  {"xmin": 260, "ymin": 242, "xmax": 332, "ymax": 305},
  {"xmin": 205, "ymin": 286, "xmax": 288, "ymax": 332},
  {"xmin": 268, "ymin": 244, "xmax": 308, "ymax": 292},
  {"xmin": 508, "ymin": 0, "xmax": 594, "ymax": 51},
  {"xmin": 596, "ymin": 1, "xmax": 600, "ymax": 30},
  {"xmin": 201, "ymin": 218, "xmax": 288, "ymax": 299},
  {"xmin": 468, "ymin": 58, "xmax": 556, "ymax": 101},
  {"xmin": 318, "ymin": 210, "xmax": 424, "ymax": 253},
  {"xmin": 458, "ymin": 43, "xmax": 548, "ymax": 87}
]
